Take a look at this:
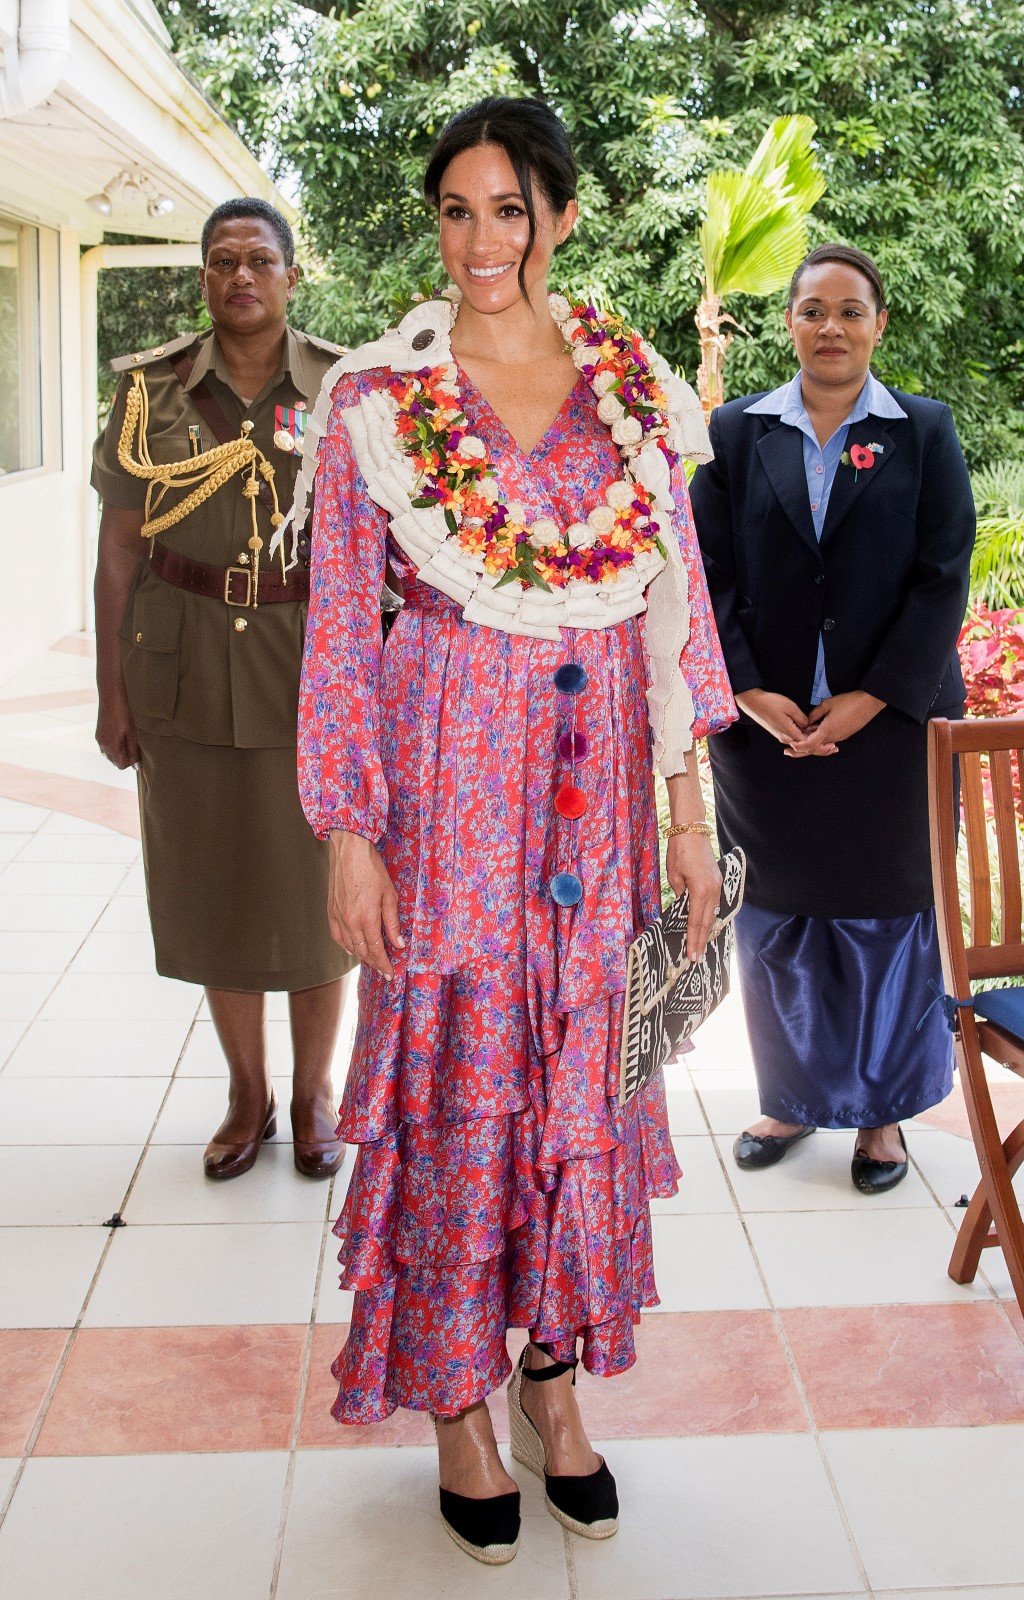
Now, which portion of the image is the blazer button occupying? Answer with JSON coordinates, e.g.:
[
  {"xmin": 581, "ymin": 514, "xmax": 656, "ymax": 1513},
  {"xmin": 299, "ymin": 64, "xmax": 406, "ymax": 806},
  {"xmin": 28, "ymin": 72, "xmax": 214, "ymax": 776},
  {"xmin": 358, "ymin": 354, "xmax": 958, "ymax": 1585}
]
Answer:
[
  {"xmin": 822, "ymin": 616, "xmax": 836, "ymax": 631},
  {"xmin": 814, "ymin": 574, "xmax": 824, "ymax": 586}
]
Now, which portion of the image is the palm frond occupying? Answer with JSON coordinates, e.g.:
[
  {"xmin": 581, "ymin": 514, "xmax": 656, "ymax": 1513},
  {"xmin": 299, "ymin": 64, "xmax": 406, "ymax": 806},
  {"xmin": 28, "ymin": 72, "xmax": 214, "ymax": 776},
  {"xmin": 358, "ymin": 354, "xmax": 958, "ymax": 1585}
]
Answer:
[
  {"xmin": 972, "ymin": 460, "xmax": 1024, "ymax": 520},
  {"xmin": 744, "ymin": 115, "xmax": 827, "ymax": 213},
  {"xmin": 711, "ymin": 204, "xmax": 811, "ymax": 298},
  {"xmin": 699, "ymin": 117, "xmax": 824, "ymax": 299},
  {"xmin": 970, "ymin": 513, "xmax": 1024, "ymax": 609}
]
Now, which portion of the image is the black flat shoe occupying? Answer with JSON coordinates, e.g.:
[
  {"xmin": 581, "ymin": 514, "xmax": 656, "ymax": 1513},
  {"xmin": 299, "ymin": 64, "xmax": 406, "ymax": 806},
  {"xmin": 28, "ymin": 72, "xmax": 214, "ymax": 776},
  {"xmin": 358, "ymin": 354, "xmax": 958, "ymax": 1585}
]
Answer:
[
  {"xmin": 438, "ymin": 1487, "xmax": 520, "ymax": 1565},
  {"xmin": 851, "ymin": 1126, "xmax": 908, "ymax": 1195},
  {"xmin": 733, "ymin": 1124, "xmax": 815, "ymax": 1170},
  {"xmin": 507, "ymin": 1345, "xmax": 619, "ymax": 1539}
]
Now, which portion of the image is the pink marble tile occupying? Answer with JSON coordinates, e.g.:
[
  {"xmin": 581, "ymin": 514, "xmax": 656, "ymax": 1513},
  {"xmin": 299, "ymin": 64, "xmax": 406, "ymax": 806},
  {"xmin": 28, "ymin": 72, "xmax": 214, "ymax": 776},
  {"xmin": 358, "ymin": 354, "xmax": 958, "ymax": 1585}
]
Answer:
[
  {"xmin": 783, "ymin": 1303, "xmax": 1024, "ymax": 1429},
  {"xmin": 0, "ymin": 761, "xmax": 139, "ymax": 840},
  {"xmin": 301, "ymin": 1315, "xmax": 804, "ymax": 1447},
  {"xmin": 0, "ymin": 1330, "xmax": 68, "ymax": 1454},
  {"xmin": 34, "ymin": 1325, "xmax": 306, "ymax": 1455},
  {"xmin": 916, "ymin": 1079, "xmax": 1024, "ymax": 1141}
]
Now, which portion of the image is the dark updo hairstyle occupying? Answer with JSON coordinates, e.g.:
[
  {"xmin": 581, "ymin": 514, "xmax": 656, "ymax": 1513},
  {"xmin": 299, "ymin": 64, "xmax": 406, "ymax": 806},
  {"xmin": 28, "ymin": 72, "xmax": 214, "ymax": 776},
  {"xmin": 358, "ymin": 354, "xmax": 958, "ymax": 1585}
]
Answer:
[
  {"xmin": 423, "ymin": 97, "xmax": 578, "ymax": 300},
  {"xmin": 787, "ymin": 242, "xmax": 887, "ymax": 313}
]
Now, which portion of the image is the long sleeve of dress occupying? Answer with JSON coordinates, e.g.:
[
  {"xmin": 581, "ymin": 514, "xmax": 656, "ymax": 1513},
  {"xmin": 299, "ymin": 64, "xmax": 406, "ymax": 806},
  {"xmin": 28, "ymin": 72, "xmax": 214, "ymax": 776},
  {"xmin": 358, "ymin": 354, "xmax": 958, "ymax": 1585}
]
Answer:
[
  {"xmin": 671, "ymin": 454, "xmax": 737, "ymax": 741},
  {"xmin": 297, "ymin": 382, "xmax": 390, "ymax": 842}
]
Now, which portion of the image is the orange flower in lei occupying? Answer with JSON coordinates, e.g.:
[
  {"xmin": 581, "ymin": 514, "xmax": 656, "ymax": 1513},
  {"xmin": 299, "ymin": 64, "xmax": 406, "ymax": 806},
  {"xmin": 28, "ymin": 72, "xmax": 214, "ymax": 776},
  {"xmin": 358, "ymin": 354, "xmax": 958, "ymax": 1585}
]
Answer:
[{"xmin": 388, "ymin": 298, "xmax": 676, "ymax": 593}]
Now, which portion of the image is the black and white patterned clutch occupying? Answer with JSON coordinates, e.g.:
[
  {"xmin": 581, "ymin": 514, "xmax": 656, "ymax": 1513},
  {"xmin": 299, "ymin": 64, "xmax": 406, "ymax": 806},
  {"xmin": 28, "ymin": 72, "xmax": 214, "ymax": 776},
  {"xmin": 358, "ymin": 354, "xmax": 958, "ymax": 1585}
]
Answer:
[{"xmin": 619, "ymin": 848, "xmax": 746, "ymax": 1108}]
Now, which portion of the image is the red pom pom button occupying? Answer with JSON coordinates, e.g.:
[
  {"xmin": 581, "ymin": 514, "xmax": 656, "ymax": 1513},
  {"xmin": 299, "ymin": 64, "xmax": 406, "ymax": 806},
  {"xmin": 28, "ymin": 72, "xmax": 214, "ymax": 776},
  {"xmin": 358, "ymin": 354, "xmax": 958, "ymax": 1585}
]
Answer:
[{"xmin": 554, "ymin": 782, "xmax": 588, "ymax": 820}]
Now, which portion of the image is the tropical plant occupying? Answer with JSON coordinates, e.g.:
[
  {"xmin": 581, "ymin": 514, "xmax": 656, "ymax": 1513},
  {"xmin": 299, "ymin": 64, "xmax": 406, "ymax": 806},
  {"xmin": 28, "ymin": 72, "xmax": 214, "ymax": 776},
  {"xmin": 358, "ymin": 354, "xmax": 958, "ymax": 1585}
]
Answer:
[
  {"xmin": 969, "ymin": 461, "xmax": 1024, "ymax": 608},
  {"xmin": 695, "ymin": 115, "xmax": 825, "ymax": 417}
]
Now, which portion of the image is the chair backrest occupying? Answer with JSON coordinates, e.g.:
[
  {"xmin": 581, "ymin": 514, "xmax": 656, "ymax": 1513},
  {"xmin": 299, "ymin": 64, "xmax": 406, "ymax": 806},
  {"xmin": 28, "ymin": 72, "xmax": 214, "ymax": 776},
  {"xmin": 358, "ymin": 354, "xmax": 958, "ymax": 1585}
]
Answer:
[{"xmin": 929, "ymin": 717, "xmax": 1024, "ymax": 988}]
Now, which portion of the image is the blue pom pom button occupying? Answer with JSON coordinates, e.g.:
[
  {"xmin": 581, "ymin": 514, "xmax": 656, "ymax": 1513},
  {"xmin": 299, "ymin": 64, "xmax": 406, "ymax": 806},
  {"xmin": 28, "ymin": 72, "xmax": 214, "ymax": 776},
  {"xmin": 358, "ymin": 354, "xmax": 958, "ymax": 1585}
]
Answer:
[
  {"xmin": 549, "ymin": 871, "xmax": 584, "ymax": 907},
  {"xmin": 553, "ymin": 662, "xmax": 588, "ymax": 696}
]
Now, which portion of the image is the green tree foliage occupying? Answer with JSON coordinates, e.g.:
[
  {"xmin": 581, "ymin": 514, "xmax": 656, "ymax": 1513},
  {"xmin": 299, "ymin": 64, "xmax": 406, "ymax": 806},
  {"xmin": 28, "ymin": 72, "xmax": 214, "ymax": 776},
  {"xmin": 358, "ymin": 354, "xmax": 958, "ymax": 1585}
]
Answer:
[
  {"xmin": 153, "ymin": 0, "xmax": 1024, "ymax": 464},
  {"xmin": 93, "ymin": 234, "xmax": 208, "ymax": 414}
]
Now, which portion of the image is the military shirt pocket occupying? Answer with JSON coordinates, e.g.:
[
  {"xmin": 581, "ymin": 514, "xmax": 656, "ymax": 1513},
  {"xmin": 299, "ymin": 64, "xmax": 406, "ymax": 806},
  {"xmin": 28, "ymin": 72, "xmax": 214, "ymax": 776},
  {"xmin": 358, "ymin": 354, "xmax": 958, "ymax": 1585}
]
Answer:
[{"xmin": 121, "ymin": 581, "xmax": 185, "ymax": 722}]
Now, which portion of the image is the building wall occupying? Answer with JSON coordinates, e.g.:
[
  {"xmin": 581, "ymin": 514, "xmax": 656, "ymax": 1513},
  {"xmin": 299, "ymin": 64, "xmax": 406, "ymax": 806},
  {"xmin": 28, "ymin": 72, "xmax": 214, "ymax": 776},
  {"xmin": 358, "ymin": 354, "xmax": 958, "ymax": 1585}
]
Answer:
[{"xmin": 0, "ymin": 216, "xmax": 85, "ymax": 682}]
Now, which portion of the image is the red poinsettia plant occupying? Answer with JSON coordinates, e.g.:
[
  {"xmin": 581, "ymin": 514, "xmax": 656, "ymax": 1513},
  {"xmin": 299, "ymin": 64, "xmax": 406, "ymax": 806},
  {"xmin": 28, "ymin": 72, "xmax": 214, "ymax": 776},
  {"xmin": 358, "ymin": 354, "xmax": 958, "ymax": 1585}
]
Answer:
[{"xmin": 958, "ymin": 602, "xmax": 1024, "ymax": 719}]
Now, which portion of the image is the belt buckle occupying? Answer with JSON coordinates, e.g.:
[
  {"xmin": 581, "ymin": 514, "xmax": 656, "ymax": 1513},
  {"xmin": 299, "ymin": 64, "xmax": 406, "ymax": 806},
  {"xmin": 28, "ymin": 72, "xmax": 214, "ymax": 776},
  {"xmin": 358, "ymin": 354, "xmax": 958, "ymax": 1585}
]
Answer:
[{"xmin": 224, "ymin": 566, "xmax": 253, "ymax": 607}]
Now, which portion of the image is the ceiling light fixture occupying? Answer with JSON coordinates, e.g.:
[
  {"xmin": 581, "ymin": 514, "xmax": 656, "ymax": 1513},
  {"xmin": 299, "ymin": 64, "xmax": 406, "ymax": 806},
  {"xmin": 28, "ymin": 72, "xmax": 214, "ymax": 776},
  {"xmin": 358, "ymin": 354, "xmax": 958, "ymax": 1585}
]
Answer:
[{"xmin": 86, "ymin": 170, "xmax": 175, "ymax": 219}]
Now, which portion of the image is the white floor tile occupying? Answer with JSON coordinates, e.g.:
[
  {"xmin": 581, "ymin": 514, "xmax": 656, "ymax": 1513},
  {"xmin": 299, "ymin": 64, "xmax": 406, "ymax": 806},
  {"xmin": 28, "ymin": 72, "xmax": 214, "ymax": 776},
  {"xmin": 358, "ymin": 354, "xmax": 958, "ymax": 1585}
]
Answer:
[
  {"xmin": 0, "ymin": 1147, "xmax": 140, "ymax": 1226},
  {"xmin": 0, "ymin": 1021, "xmax": 24, "ymax": 1068},
  {"xmin": 0, "ymin": 799, "xmax": 49, "ymax": 832},
  {"xmin": 746, "ymin": 1209, "xmax": 994, "ymax": 1307},
  {"xmin": 0, "ymin": 835, "xmax": 31, "ymax": 868},
  {"xmin": 91, "ymin": 897, "xmax": 153, "ymax": 933},
  {"xmin": 650, "ymin": 1135, "xmax": 736, "ymax": 1215},
  {"xmin": 0, "ymin": 1453, "xmax": 287, "ymax": 1600},
  {"xmin": 0, "ymin": 1076, "xmax": 166, "ymax": 1144},
  {"xmin": 665, "ymin": 1086, "xmax": 707, "ymax": 1135},
  {"xmin": 152, "ymin": 1075, "xmax": 297, "ymax": 1144},
  {"xmin": 0, "ymin": 1226, "xmax": 106, "ymax": 1327},
  {"xmin": 0, "ymin": 893, "xmax": 106, "ymax": 933},
  {"xmin": 650, "ymin": 1213, "xmax": 768, "ymax": 1311},
  {"xmin": 719, "ymin": 1130, "xmax": 937, "ymax": 1211},
  {"xmin": 910, "ymin": 1127, "xmax": 984, "ymax": 1206},
  {"xmin": 0, "ymin": 972, "xmax": 57, "ymax": 1021},
  {"xmin": 695, "ymin": 1084, "xmax": 764, "ymax": 1136},
  {"xmin": 125, "ymin": 1144, "xmax": 336, "ymax": 1225},
  {"xmin": 0, "ymin": 1460, "xmax": 19, "ymax": 1505},
  {"xmin": 277, "ymin": 1448, "xmax": 570, "ymax": 1600},
  {"xmin": 2, "ymin": 1017, "xmax": 190, "ymax": 1078},
  {"xmin": 571, "ymin": 1436, "xmax": 864, "ymax": 1599},
  {"xmin": 83, "ymin": 1220, "xmax": 325, "ymax": 1325},
  {"xmin": 315, "ymin": 1213, "xmax": 354, "ymax": 1324},
  {"xmin": 113, "ymin": 864, "xmax": 147, "ymax": 896},
  {"xmin": 67, "ymin": 931, "xmax": 158, "ymax": 975},
  {"xmin": 0, "ymin": 861, "xmax": 129, "ymax": 898},
  {"xmin": 824, "ymin": 1425, "xmax": 1024, "ymax": 1588},
  {"xmin": 38, "ymin": 813, "xmax": 118, "ymax": 836},
  {"xmin": 0, "ymin": 930, "xmax": 84, "ymax": 973},
  {"xmin": 15, "ymin": 833, "xmax": 139, "ymax": 865},
  {"xmin": 41, "ymin": 971, "xmax": 201, "ymax": 1023}
]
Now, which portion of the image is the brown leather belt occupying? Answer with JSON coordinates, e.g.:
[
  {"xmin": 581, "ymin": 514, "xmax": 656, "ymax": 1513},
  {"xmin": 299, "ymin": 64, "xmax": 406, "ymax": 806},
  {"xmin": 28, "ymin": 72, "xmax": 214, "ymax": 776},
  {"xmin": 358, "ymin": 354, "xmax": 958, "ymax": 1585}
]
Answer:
[{"xmin": 150, "ymin": 540, "xmax": 309, "ymax": 606}]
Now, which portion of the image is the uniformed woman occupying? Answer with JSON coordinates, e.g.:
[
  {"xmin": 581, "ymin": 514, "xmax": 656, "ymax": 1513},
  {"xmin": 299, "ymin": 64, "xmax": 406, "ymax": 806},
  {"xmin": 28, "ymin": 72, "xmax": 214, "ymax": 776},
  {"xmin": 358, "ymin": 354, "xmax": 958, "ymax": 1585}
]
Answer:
[{"xmin": 92, "ymin": 198, "xmax": 354, "ymax": 1180}]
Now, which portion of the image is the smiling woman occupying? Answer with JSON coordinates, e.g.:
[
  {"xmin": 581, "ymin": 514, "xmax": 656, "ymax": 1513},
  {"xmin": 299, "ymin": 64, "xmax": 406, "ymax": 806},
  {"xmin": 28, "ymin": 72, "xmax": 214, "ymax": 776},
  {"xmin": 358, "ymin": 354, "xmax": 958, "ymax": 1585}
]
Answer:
[{"xmin": 295, "ymin": 96, "xmax": 736, "ymax": 1564}]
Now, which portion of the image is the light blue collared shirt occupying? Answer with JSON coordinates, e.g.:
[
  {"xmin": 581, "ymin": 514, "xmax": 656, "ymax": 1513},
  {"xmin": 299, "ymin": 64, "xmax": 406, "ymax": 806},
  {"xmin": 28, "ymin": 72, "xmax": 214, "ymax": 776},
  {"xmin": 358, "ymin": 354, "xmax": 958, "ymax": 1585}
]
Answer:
[{"xmin": 745, "ymin": 373, "xmax": 907, "ymax": 703}]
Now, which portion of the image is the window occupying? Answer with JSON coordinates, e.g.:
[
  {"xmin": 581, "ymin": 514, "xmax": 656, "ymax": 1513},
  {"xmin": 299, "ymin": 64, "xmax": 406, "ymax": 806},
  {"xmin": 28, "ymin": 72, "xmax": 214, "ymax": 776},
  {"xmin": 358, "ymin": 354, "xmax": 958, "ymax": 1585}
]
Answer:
[{"xmin": 0, "ymin": 217, "xmax": 43, "ymax": 476}]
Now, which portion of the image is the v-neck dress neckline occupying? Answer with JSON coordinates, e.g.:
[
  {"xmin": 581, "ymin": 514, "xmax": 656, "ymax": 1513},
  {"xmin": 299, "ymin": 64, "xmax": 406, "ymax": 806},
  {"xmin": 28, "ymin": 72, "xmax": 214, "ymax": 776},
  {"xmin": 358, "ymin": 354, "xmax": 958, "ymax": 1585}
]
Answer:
[{"xmin": 454, "ymin": 361, "xmax": 587, "ymax": 462}]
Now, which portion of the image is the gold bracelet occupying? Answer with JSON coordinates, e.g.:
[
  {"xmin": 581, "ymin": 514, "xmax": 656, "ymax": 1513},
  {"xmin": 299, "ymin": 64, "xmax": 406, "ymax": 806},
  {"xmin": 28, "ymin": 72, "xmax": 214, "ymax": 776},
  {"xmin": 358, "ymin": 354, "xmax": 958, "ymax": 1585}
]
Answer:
[{"xmin": 664, "ymin": 820, "xmax": 714, "ymax": 839}]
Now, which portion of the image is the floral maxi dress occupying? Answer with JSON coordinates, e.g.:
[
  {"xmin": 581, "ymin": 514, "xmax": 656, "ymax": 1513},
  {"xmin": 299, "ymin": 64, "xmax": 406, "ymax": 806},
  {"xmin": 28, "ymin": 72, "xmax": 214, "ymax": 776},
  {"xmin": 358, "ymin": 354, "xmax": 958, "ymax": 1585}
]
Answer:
[{"xmin": 297, "ymin": 366, "xmax": 735, "ymax": 1422}]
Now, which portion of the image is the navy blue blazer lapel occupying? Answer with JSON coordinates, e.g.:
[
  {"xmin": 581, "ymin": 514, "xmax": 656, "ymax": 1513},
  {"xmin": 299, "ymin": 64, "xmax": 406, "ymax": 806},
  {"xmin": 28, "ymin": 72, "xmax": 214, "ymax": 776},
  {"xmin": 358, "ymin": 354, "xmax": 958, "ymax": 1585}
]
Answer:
[
  {"xmin": 821, "ymin": 420, "xmax": 898, "ymax": 545},
  {"xmin": 755, "ymin": 422, "xmax": 818, "ymax": 555}
]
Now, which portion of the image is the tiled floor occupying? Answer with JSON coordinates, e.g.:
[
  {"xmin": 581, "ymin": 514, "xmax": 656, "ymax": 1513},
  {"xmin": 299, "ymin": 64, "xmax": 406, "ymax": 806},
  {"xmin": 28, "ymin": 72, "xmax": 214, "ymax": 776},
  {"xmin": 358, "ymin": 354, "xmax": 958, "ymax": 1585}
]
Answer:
[{"xmin": 1, "ymin": 637, "xmax": 1023, "ymax": 1600}]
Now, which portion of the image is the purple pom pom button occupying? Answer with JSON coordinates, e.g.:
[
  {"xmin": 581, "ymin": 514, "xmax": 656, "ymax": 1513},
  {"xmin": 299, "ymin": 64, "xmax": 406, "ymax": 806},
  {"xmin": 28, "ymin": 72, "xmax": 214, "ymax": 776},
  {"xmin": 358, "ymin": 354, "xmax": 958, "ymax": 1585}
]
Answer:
[{"xmin": 556, "ymin": 729, "xmax": 590, "ymax": 762}]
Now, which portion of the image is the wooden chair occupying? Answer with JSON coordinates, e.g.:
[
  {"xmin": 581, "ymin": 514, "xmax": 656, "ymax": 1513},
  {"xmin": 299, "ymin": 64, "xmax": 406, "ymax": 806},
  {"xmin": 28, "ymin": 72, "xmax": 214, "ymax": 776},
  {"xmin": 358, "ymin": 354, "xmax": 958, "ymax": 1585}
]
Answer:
[{"xmin": 928, "ymin": 716, "xmax": 1024, "ymax": 1313}]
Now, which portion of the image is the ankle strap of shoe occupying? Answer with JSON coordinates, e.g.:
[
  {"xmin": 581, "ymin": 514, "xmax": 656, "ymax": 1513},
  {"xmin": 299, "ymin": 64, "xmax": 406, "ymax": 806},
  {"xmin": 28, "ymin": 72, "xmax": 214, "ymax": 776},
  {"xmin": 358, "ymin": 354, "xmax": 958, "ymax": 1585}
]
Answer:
[{"xmin": 522, "ymin": 1342, "xmax": 577, "ymax": 1383}]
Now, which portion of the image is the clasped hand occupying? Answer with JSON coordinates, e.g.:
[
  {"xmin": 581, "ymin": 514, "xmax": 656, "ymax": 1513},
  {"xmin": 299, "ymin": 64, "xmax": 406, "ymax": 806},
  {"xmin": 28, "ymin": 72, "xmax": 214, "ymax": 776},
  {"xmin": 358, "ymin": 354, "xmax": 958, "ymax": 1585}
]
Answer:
[{"xmin": 736, "ymin": 689, "xmax": 885, "ymax": 759}]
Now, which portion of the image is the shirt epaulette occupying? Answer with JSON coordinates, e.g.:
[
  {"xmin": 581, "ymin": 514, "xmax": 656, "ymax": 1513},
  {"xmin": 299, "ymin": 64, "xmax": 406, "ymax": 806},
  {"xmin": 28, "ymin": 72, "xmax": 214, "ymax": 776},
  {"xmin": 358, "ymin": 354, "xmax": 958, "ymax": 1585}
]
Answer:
[
  {"xmin": 301, "ymin": 332, "xmax": 347, "ymax": 357},
  {"xmin": 109, "ymin": 331, "xmax": 202, "ymax": 374}
]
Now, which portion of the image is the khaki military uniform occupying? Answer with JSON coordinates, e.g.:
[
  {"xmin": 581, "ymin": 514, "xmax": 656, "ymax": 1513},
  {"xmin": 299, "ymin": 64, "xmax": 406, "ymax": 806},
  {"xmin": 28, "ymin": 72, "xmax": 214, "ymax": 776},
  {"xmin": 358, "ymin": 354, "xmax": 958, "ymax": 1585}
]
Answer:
[{"xmin": 92, "ymin": 325, "xmax": 353, "ymax": 991}]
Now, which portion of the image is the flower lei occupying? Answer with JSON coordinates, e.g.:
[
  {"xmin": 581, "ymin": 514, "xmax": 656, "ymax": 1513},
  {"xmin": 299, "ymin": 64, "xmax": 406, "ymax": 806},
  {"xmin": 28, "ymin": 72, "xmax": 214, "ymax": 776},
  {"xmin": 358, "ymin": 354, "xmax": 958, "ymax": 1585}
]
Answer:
[{"xmin": 387, "ymin": 293, "xmax": 676, "ymax": 592}]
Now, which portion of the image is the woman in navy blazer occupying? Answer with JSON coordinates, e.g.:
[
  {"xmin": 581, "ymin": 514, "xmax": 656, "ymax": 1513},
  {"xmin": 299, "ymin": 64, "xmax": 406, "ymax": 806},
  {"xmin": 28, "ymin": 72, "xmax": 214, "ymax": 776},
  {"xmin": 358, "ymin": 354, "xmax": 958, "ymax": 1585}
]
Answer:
[{"xmin": 690, "ymin": 243, "xmax": 975, "ymax": 1193}]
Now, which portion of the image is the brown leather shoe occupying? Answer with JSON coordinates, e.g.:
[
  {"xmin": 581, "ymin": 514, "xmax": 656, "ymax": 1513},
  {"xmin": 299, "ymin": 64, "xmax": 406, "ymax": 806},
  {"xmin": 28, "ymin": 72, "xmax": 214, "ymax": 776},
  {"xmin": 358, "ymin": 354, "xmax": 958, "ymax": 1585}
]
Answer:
[
  {"xmin": 293, "ymin": 1135, "xmax": 346, "ymax": 1180},
  {"xmin": 204, "ymin": 1096, "xmax": 278, "ymax": 1181}
]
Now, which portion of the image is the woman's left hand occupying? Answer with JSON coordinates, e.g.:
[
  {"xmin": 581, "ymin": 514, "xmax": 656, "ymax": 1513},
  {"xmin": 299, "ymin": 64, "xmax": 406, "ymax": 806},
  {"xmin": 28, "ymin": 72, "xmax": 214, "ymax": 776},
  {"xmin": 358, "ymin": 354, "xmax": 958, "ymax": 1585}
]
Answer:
[
  {"xmin": 666, "ymin": 834, "xmax": 723, "ymax": 961},
  {"xmin": 787, "ymin": 691, "xmax": 886, "ymax": 757}
]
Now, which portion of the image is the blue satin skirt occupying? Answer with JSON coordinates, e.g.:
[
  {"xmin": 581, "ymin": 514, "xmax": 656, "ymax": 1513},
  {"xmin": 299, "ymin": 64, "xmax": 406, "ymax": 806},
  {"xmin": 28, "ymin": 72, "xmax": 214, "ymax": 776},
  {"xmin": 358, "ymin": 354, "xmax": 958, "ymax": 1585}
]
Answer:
[{"xmin": 734, "ymin": 903, "xmax": 954, "ymax": 1129}]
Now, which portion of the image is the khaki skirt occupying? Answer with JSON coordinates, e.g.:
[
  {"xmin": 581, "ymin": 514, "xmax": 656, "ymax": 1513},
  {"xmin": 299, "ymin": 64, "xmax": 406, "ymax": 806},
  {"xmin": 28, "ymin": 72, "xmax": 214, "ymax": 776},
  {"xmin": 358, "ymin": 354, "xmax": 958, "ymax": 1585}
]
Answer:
[{"xmin": 136, "ymin": 733, "xmax": 352, "ymax": 991}]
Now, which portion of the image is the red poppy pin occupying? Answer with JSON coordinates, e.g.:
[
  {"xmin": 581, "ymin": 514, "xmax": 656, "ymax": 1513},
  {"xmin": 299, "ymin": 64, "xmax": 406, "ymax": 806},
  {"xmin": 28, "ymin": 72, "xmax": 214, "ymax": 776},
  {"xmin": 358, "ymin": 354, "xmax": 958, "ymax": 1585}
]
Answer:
[{"xmin": 840, "ymin": 441, "xmax": 884, "ymax": 481}]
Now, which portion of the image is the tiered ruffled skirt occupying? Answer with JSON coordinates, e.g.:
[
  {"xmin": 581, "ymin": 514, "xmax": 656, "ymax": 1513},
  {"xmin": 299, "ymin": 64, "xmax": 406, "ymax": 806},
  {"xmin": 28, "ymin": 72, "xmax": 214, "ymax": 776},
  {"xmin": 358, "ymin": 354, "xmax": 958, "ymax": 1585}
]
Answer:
[{"xmin": 329, "ymin": 592, "xmax": 681, "ymax": 1422}]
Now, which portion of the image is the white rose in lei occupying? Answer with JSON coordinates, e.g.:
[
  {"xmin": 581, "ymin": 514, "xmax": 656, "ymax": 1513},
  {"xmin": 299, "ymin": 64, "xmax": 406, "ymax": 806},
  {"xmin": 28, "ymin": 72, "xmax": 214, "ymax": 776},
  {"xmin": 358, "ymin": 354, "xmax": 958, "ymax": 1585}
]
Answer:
[
  {"xmin": 597, "ymin": 394, "xmax": 625, "ymax": 424},
  {"xmin": 458, "ymin": 435, "xmax": 487, "ymax": 460},
  {"xmin": 605, "ymin": 480, "xmax": 635, "ymax": 510},
  {"xmin": 562, "ymin": 318, "xmax": 584, "ymax": 342},
  {"xmin": 505, "ymin": 501, "xmax": 528, "ymax": 524},
  {"xmin": 612, "ymin": 416, "xmax": 643, "ymax": 447},
  {"xmin": 587, "ymin": 504, "xmax": 617, "ymax": 536},
  {"xmin": 567, "ymin": 522, "xmax": 595, "ymax": 548},
  {"xmin": 476, "ymin": 478, "xmax": 500, "ymax": 503},
  {"xmin": 529, "ymin": 517, "xmax": 561, "ymax": 548},
  {"xmin": 547, "ymin": 293, "xmax": 572, "ymax": 321},
  {"xmin": 593, "ymin": 371, "xmax": 618, "ymax": 397}
]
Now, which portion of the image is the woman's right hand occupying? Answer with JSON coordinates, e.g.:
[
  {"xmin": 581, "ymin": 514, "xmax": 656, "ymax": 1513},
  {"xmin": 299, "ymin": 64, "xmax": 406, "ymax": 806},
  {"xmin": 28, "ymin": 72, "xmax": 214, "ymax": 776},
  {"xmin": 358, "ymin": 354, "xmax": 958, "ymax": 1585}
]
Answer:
[
  {"xmin": 96, "ymin": 691, "xmax": 140, "ymax": 770},
  {"xmin": 328, "ymin": 831, "xmax": 405, "ymax": 980},
  {"xmin": 735, "ymin": 689, "xmax": 811, "ymax": 747}
]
